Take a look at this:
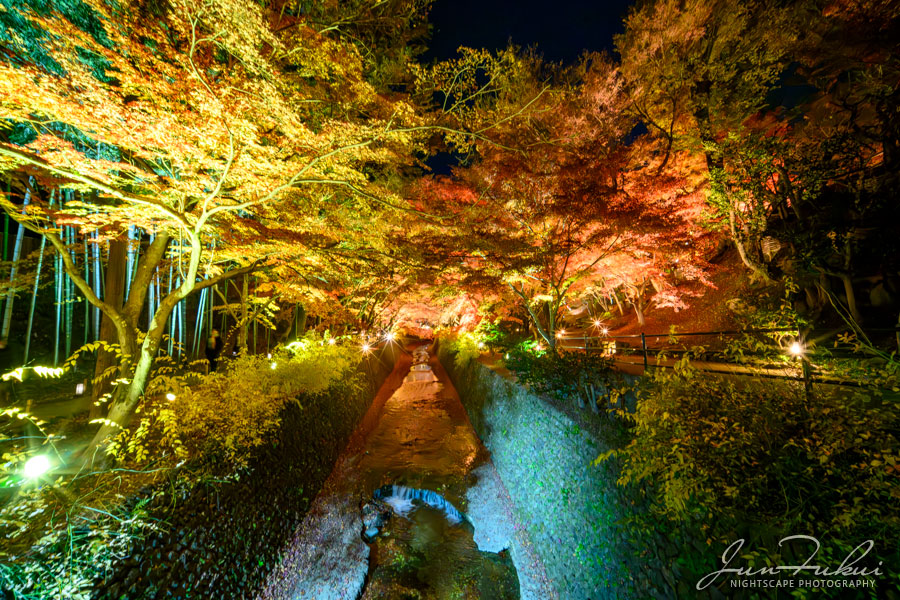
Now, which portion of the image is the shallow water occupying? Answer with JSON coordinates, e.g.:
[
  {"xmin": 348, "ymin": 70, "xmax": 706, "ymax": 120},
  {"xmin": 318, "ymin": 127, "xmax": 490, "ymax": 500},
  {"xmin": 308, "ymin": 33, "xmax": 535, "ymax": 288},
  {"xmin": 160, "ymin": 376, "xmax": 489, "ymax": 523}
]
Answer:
[
  {"xmin": 259, "ymin": 343, "xmax": 522, "ymax": 600},
  {"xmin": 356, "ymin": 344, "xmax": 520, "ymax": 600}
]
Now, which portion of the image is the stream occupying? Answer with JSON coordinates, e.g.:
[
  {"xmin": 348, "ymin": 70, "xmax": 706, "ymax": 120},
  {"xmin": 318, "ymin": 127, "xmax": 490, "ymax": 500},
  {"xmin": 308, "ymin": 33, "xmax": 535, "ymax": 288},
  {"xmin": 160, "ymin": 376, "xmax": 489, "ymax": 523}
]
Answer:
[{"xmin": 260, "ymin": 342, "xmax": 530, "ymax": 600}]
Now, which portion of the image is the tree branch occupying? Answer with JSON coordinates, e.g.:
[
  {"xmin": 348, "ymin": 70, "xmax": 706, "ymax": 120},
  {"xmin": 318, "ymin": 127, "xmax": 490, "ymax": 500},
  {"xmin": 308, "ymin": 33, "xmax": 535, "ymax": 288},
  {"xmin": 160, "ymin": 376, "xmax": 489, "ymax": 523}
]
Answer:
[{"xmin": 0, "ymin": 145, "xmax": 194, "ymax": 233}]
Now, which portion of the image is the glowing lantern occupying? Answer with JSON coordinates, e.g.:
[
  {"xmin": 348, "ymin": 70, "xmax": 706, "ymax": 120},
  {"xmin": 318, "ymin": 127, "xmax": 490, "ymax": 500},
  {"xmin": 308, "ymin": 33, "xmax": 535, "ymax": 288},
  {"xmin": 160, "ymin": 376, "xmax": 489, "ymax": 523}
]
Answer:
[{"xmin": 23, "ymin": 455, "xmax": 51, "ymax": 479}]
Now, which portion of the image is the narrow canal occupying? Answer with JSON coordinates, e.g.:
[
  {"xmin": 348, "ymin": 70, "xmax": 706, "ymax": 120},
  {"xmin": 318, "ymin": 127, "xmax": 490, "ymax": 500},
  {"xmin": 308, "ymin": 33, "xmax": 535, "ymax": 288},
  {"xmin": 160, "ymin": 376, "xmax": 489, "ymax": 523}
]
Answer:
[{"xmin": 259, "ymin": 342, "xmax": 528, "ymax": 600}]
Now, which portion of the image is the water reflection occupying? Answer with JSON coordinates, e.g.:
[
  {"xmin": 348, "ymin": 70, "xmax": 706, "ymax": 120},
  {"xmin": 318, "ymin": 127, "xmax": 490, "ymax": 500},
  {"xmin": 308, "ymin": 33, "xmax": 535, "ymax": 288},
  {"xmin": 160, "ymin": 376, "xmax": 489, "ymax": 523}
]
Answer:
[{"xmin": 357, "ymin": 344, "xmax": 519, "ymax": 599}]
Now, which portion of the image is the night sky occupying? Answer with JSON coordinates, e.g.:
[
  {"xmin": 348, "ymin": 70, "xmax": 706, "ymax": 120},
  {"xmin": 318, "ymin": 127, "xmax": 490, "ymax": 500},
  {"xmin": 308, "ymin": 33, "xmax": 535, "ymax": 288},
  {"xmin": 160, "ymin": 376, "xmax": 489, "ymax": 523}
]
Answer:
[{"xmin": 424, "ymin": 0, "xmax": 634, "ymax": 63}]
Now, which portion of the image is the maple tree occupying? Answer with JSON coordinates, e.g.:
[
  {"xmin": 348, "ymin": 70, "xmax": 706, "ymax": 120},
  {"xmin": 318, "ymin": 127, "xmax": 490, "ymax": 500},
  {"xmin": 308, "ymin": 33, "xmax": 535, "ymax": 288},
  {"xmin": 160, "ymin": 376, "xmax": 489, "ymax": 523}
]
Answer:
[
  {"xmin": 757, "ymin": 1, "xmax": 900, "ymax": 323},
  {"xmin": 619, "ymin": 0, "xmax": 900, "ymax": 322},
  {"xmin": 616, "ymin": 0, "xmax": 800, "ymax": 280},
  {"xmin": 412, "ymin": 54, "xmax": 715, "ymax": 346}
]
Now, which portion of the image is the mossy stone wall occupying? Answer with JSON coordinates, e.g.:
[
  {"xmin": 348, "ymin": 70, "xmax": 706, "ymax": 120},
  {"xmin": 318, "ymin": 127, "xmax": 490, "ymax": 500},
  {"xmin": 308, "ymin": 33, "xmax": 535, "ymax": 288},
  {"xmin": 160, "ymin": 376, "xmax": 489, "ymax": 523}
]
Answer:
[
  {"xmin": 94, "ymin": 354, "xmax": 397, "ymax": 600},
  {"xmin": 439, "ymin": 345, "xmax": 705, "ymax": 600}
]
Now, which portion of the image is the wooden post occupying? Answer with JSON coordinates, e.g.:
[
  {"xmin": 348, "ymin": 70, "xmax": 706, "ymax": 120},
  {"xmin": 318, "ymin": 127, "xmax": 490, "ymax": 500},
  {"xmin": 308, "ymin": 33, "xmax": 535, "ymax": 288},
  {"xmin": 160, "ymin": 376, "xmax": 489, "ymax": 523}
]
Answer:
[
  {"xmin": 641, "ymin": 332, "xmax": 649, "ymax": 372},
  {"xmin": 802, "ymin": 358, "xmax": 813, "ymax": 400}
]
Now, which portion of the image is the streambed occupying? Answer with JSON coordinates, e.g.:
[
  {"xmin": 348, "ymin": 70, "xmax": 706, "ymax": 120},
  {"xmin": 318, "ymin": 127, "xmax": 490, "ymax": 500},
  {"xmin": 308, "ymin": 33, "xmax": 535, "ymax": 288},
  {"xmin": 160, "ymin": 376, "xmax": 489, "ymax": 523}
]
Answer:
[{"xmin": 260, "ymin": 343, "xmax": 542, "ymax": 600}]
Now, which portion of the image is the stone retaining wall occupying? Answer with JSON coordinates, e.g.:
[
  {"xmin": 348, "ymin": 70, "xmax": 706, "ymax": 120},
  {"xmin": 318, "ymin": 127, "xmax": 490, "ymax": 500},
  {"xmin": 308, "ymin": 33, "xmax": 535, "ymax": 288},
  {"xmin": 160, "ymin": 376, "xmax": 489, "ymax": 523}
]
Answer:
[
  {"xmin": 94, "ymin": 351, "xmax": 398, "ymax": 600},
  {"xmin": 438, "ymin": 344, "xmax": 707, "ymax": 600}
]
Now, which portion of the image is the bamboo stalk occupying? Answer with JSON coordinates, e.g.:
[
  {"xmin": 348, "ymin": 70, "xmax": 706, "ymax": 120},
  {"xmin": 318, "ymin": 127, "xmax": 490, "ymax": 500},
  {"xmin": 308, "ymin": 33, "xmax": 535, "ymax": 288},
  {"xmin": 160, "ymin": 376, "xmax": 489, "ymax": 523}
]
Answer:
[
  {"xmin": 23, "ymin": 235, "xmax": 46, "ymax": 364},
  {"xmin": 125, "ymin": 226, "xmax": 136, "ymax": 298},
  {"xmin": 92, "ymin": 232, "xmax": 101, "ymax": 341},
  {"xmin": 54, "ymin": 238, "xmax": 62, "ymax": 366},
  {"xmin": 192, "ymin": 287, "xmax": 206, "ymax": 357},
  {"xmin": 64, "ymin": 224, "xmax": 74, "ymax": 358},
  {"xmin": 83, "ymin": 230, "xmax": 90, "ymax": 345},
  {"xmin": 1, "ymin": 184, "xmax": 30, "ymax": 341},
  {"xmin": 167, "ymin": 264, "xmax": 174, "ymax": 356}
]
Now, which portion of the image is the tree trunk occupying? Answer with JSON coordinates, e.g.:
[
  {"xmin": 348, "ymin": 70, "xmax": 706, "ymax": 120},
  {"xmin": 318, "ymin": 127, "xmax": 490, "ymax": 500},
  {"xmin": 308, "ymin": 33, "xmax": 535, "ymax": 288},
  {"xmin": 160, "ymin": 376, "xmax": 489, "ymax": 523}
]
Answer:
[
  {"xmin": 91, "ymin": 240, "xmax": 128, "ymax": 419},
  {"xmin": 728, "ymin": 209, "xmax": 771, "ymax": 282},
  {"xmin": 86, "ymin": 299, "xmax": 176, "ymax": 451},
  {"xmin": 839, "ymin": 273, "xmax": 863, "ymax": 324},
  {"xmin": 296, "ymin": 303, "xmax": 307, "ymax": 338},
  {"xmin": 633, "ymin": 301, "xmax": 645, "ymax": 327}
]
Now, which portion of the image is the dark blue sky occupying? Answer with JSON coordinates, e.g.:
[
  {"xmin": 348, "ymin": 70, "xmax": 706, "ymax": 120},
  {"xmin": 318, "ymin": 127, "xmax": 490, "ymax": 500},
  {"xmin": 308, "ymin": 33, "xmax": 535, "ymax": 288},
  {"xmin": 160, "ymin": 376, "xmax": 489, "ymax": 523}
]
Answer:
[{"xmin": 424, "ymin": 0, "xmax": 633, "ymax": 62}]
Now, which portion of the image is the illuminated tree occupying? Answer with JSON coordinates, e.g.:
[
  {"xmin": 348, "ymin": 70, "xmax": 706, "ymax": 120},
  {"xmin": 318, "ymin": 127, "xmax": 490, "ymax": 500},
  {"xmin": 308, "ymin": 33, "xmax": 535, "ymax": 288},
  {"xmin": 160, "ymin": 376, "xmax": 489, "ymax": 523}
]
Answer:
[
  {"xmin": 616, "ymin": 0, "xmax": 800, "ymax": 279},
  {"xmin": 0, "ymin": 0, "xmax": 554, "ymax": 449}
]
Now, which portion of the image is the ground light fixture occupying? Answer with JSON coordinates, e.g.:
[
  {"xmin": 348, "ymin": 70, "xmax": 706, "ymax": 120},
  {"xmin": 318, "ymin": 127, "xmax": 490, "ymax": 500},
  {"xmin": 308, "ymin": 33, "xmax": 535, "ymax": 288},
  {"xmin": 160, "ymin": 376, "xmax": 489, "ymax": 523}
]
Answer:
[
  {"xmin": 165, "ymin": 392, "xmax": 176, "ymax": 401},
  {"xmin": 328, "ymin": 338, "xmax": 336, "ymax": 345},
  {"xmin": 75, "ymin": 382, "xmax": 85, "ymax": 396},
  {"xmin": 23, "ymin": 455, "xmax": 51, "ymax": 479}
]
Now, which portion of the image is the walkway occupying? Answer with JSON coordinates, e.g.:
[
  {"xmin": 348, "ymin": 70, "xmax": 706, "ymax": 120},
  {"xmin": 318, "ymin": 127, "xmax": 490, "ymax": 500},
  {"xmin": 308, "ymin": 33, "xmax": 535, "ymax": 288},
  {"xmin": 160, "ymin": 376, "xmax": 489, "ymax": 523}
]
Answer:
[{"xmin": 258, "ymin": 342, "xmax": 552, "ymax": 600}]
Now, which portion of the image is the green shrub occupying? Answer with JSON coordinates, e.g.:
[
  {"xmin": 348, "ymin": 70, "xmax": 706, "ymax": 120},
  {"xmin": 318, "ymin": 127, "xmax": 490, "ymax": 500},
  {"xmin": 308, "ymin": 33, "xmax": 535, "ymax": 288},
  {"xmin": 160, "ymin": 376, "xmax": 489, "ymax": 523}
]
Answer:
[
  {"xmin": 599, "ymin": 357, "xmax": 900, "ymax": 594},
  {"xmin": 172, "ymin": 332, "xmax": 359, "ymax": 467},
  {"xmin": 504, "ymin": 343, "xmax": 622, "ymax": 411},
  {"xmin": 444, "ymin": 332, "xmax": 484, "ymax": 369},
  {"xmin": 0, "ymin": 474, "xmax": 164, "ymax": 600}
]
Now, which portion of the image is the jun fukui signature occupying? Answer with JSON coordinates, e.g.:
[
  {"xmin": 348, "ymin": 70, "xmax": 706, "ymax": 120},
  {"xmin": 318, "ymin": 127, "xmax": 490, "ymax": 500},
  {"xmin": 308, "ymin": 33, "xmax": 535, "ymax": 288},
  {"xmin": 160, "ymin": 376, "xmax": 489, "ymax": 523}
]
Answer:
[{"xmin": 696, "ymin": 535, "xmax": 884, "ymax": 590}]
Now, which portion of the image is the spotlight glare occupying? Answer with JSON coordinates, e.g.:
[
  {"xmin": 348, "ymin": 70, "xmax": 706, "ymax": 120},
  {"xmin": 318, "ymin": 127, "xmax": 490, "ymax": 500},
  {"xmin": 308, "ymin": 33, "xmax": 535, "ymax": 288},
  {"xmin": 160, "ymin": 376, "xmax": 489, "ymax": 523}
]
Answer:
[
  {"xmin": 385, "ymin": 332, "xmax": 395, "ymax": 342},
  {"xmin": 362, "ymin": 343, "xmax": 371, "ymax": 353},
  {"xmin": 328, "ymin": 338, "xmax": 336, "ymax": 345},
  {"xmin": 601, "ymin": 327, "xmax": 609, "ymax": 336},
  {"xmin": 165, "ymin": 392, "xmax": 176, "ymax": 401},
  {"xmin": 789, "ymin": 342, "xmax": 804, "ymax": 357},
  {"xmin": 23, "ymin": 455, "xmax": 51, "ymax": 479},
  {"xmin": 270, "ymin": 362, "xmax": 278, "ymax": 369}
]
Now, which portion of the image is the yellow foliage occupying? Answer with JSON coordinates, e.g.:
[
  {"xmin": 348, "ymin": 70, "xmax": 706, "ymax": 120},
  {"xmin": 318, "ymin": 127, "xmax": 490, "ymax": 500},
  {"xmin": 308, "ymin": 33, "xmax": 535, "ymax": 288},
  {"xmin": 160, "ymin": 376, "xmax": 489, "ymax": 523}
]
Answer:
[{"xmin": 173, "ymin": 333, "xmax": 359, "ymax": 466}]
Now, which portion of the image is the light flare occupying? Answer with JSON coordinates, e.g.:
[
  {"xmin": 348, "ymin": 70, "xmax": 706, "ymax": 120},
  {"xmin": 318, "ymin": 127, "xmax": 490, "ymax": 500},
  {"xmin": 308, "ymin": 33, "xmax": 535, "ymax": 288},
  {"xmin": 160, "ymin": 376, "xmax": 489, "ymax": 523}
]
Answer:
[{"xmin": 23, "ymin": 455, "xmax": 51, "ymax": 479}]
